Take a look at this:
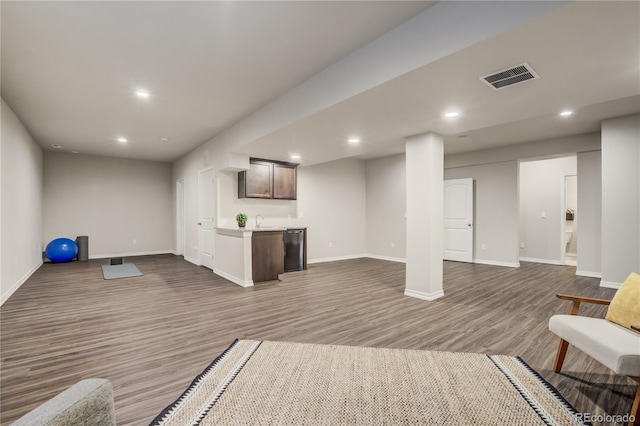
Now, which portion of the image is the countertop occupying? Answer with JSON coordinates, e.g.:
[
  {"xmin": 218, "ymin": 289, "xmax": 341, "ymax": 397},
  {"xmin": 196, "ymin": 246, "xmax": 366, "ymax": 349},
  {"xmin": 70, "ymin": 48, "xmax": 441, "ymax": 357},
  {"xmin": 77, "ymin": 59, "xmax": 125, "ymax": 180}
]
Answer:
[{"xmin": 215, "ymin": 226, "xmax": 305, "ymax": 237}]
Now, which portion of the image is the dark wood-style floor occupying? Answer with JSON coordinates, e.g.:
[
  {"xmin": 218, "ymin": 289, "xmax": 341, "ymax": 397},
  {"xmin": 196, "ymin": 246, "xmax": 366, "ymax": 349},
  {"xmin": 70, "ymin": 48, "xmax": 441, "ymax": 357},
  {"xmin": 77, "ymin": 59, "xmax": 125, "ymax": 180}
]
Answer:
[{"xmin": 1, "ymin": 255, "xmax": 633, "ymax": 425}]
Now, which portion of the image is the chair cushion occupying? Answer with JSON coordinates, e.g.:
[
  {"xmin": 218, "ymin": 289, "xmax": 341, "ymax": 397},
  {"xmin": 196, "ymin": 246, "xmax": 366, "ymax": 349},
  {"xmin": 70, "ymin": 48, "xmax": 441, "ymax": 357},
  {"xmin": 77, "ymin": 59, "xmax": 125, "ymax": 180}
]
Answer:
[
  {"xmin": 549, "ymin": 314, "xmax": 640, "ymax": 376},
  {"xmin": 605, "ymin": 272, "xmax": 640, "ymax": 329}
]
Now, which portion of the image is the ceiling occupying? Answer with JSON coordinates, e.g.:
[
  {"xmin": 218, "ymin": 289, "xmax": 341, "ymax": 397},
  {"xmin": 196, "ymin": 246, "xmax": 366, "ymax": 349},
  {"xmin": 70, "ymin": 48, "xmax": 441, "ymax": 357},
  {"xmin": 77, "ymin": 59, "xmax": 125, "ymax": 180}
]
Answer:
[
  {"xmin": 1, "ymin": 1, "xmax": 434, "ymax": 162},
  {"xmin": 2, "ymin": 1, "xmax": 639, "ymax": 165},
  {"xmin": 243, "ymin": 0, "xmax": 640, "ymax": 164}
]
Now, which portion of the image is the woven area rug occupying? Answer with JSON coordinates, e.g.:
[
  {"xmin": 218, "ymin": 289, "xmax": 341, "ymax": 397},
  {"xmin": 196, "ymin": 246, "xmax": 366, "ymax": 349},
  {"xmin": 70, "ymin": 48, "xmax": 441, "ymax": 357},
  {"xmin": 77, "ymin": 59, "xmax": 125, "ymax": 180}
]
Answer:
[{"xmin": 151, "ymin": 340, "xmax": 588, "ymax": 426}]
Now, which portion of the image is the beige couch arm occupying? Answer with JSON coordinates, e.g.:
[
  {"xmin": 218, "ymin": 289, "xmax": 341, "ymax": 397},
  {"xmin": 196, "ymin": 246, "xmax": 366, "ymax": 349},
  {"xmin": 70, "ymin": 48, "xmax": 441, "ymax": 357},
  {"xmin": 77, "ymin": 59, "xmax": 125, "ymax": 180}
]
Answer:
[{"xmin": 11, "ymin": 379, "xmax": 115, "ymax": 426}]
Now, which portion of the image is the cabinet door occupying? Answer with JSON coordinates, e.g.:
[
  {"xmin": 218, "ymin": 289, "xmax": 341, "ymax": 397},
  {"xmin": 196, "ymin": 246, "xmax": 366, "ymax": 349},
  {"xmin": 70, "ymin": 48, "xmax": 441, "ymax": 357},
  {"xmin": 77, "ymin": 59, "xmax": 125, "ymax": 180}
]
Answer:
[
  {"xmin": 245, "ymin": 160, "xmax": 273, "ymax": 198},
  {"xmin": 273, "ymin": 163, "xmax": 297, "ymax": 199},
  {"xmin": 251, "ymin": 231, "xmax": 284, "ymax": 282}
]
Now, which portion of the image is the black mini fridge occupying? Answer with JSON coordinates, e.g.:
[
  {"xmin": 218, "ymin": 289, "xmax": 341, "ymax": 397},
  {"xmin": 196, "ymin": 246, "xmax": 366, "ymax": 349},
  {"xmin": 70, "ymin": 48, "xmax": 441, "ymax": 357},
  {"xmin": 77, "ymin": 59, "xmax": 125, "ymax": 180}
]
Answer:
[{"xmin": 284, "ymin": 229, "xmax": 305, "ymax": 272}]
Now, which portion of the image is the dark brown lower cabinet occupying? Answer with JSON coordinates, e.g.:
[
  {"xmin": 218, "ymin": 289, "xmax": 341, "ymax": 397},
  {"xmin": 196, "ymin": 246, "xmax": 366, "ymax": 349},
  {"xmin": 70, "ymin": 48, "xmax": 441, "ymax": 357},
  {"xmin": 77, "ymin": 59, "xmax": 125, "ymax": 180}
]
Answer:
[{"xmin": 251, "ymin": 231, "xmax": 284, "ymax": 283}]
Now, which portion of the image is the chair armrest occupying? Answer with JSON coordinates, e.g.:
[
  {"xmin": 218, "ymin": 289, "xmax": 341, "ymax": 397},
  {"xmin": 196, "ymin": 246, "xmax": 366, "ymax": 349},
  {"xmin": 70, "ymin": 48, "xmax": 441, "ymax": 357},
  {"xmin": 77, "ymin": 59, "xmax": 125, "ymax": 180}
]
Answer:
[
  {"xmin": 555, "ymin": 293, "xmax": 611, "ymax": 315},
  {"xmin": 556, "ymin": 294, "xmax": 611, "ymax": 305}
]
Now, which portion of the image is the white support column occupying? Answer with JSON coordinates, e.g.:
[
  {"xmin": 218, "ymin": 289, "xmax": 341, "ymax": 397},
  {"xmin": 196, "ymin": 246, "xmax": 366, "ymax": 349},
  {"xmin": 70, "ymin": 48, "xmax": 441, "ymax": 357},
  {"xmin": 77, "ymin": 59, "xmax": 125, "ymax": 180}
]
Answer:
[{"xmin": 404, "ymin": 132, "xmax": 444, "ymax": 301}]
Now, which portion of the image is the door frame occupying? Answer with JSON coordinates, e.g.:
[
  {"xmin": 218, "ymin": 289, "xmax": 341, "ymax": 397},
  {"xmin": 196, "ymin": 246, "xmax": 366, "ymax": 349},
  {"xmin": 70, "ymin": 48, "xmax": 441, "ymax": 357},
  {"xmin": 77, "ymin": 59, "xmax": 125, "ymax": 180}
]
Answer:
[
  {"xmin": 198, "ymin": 167, "xmax": 215, "ymax": 269},
  {"xmin": 176, "ymin": 178, "xmax": 186, "ymax": 256}
]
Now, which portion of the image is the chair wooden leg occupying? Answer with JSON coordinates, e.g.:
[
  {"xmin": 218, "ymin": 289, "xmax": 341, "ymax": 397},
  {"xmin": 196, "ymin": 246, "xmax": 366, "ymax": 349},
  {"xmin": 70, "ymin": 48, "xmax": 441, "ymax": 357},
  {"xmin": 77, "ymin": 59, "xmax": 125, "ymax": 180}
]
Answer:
[
  {"xmin": 630, "ymin": 379, "xmax": 640, "ymax": 426},
  {"xmin": 553, "ymin": 339, "xmax": 569, "ymax": 373}
]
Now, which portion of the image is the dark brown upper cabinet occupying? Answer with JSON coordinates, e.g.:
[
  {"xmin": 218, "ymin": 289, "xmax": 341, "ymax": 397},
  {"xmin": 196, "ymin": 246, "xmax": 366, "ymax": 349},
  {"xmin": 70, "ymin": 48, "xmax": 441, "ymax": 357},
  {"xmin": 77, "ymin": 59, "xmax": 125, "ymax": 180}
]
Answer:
[
  {"xmin": 238, "ymin": 159, "xmax": 273, "ymax": 198},
  {"xmin": 273, "ymin": 163, "xmax": 297, "ymax": 199},
  {"xmin": 238, "ymin": 158, "xmax": 298, "ymax": 200}
]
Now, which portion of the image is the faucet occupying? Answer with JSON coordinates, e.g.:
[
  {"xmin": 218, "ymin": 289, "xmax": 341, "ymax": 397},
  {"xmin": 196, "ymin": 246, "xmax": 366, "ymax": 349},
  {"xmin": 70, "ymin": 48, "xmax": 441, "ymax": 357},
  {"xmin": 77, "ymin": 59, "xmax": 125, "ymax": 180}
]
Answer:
[{"xmin": 256, "ymin": 214, "xmax": 264, "ymax": 228}]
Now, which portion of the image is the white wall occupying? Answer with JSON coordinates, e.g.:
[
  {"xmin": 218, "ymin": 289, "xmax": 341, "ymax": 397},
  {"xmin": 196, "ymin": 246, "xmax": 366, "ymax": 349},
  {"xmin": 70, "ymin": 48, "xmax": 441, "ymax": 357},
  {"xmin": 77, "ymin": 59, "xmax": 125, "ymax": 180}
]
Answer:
[
  {"xmin": 445, "ymin": 161, "xmax": 519, "ymax": 267},
  {"xmin": 365, "ymin": 154, "xmax": 406, "ymax": 260},
  {"xmin": 365, "ymin": 155, "xmax": 519, "ymax": 267},
  {"xmin": 445, "ymin": 132, "xmax": 600, "ymax": 169},
  {"xmin": 297, "ymin": 158, "xmax": 367, "ymax": 261},
  {"xmin": 363, "ymin": 134, "xmax": 602, "ymax": 270},
  {"xmin": 576, "ymin": 150, "xmax": 601, "ymax": 277},
  {"xmin": 601, "ymin": 114, "xmax": 640, "ymax": 287},
  {"xmin": 519, "ymin": 156, "xmax": 577, "ymax": 264},
  {"xmin": 43, "ymin": 152, "xmax": 173, "ymax": 258},
  {"xmin": 1, "ymin": 99, "xmax": 43, "ymax": 304}
]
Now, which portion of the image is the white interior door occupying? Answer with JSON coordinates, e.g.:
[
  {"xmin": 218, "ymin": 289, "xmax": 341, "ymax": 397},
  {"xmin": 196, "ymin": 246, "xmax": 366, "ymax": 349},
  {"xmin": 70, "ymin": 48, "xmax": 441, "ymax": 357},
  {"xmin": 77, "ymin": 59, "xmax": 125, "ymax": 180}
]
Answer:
[
  {"xmin": 444, "ymin": 178, "xmax": 473, "ymax": 262},
  {"xmin": 198, "ymin": 168, "xmax": 215, "ymax": 270}
]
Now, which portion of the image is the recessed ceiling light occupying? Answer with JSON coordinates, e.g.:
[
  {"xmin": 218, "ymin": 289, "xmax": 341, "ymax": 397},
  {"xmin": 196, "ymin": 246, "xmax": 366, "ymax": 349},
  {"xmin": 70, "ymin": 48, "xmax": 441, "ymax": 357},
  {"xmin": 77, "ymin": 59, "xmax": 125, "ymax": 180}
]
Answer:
[
  {"xmin": 560, "ymin": 110, "xmax": 573, "ymax": 117},
  {"xmin": 444, "ymin": 111, "xmax": 460, "ymax": 118},
  {"xmin": 159, "ymin": 136, "xmax": 170, "ymax": 141},
  {"xmin": 135, "ymin": 89, "xmax": 150, "ymax": 99},
  {"xmin": 290, "ymin": 154, "xmax": 301, "ymax": 160},
  {"xmin": 51, "ymin": 144, "xmax": 62, "ymax": 149},
  {"xmin": 348, "ymin": 137, "xmax": 360, "ymax": 144},
  {"xmin": 71, "ymin": 151, "xmax": 79, "ymax": 154},
  {"xmin": 117, "ymin": 137, "xmax": 128, "ymax": 143}
]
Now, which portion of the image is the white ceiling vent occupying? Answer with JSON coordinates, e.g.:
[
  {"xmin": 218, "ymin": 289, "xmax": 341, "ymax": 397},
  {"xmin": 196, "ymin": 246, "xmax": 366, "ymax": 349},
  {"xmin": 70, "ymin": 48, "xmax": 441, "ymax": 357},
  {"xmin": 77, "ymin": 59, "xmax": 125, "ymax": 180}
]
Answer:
[{"xmin": 481, "ymin": 63, "xmax": 539, "ymax": 90}]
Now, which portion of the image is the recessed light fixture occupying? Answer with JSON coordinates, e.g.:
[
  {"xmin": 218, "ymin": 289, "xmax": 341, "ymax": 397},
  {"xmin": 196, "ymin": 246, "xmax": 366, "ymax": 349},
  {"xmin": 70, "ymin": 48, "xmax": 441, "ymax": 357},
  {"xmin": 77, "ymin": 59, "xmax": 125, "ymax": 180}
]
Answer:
[
  {"xmin": 159, "ymin": 136, "xmax": 170, "ymax": 141},
  {"xmin": 71, "ymin": 150, "xmax": 79, "ymax": 154},
  {"xmin": 51, "ymin": 144, "xmax": 62, "ymax": 149},
  {"xmin": 444, "ymin": 111, "xmax": 460, "ymax": 118},
  {"xmin": 348, "ymin": 137, "xmax": 360, "ymax": 144},
  {"xmin": 135, "ymin": 89, "xmax": 150, "ymax": 99},
  {"xmin": 290, "ymin": 154, "xmax": 301, "ymax": 160},
  {"xmin": 559, "ymin": 110, "xmax": 573, "ymax": 117},
  {"xmin": 117, "ymin": 137, "xmax": 128, "ymax": 143}
]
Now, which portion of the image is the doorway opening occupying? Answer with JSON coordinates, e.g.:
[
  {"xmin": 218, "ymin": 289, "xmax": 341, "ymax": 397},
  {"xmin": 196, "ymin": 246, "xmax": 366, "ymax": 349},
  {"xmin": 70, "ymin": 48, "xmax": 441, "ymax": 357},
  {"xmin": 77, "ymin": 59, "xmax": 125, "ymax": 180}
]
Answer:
[
  {"xmin": 518, "ymin": 155, "xmax": 577, "ymax": 266},
  {"xmin": 563, "ymin": 174, "xmax": 578, "ymax": 266}
]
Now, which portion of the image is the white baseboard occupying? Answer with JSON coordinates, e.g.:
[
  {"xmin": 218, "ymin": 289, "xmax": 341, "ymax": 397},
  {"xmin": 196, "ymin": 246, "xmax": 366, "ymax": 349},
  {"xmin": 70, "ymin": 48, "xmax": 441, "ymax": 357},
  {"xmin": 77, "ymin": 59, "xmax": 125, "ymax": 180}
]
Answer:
[
  {"xmin": 183, "ymin": 255, "xmax": 199, "ymax": 266},
  {"xmin": 599, "ymin": 280, "xmax": 621, "ymax": 289},
  {"xmin": 404, "ymin": 288, "xmax": 444, "ymax": 301},
  {"xmin": 308, "ymin": 254, "xmax": 519, "ymax": 268},
  {"xmin": 519, "ymin": 257, "xmax": 563, "ymax": 266},
  {"xmin": 1, "ymin": 260, "xmax": 43, "ymax": 306},
  {"xmin": 213, "ymin": 268, "xmax": 253, "ymax": 288},
  {"xmin": 366, "ymin": 254, "xmax": 406, "ymax": 263},
  {"xmin": 89, "ymin": 250, "xmax": 174, "ymax": 260},
  {"xmin": 307, "ymin": 254, "xmax": 367, "ymax": 264},
  {"xmin": 576, "ymin": 270, "xmax": 602, "ymax": 278},
  {"xmin": 473, "ymin": 259, "xmax": 520, "ymax": 268}
]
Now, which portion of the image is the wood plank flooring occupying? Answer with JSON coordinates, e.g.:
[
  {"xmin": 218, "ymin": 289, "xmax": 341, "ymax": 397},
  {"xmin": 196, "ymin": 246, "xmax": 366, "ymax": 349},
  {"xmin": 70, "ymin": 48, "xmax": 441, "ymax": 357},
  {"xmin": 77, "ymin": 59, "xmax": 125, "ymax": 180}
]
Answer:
[{"xmin": 1, "ymin": 255, "xmax": 633, "ymax": 425}]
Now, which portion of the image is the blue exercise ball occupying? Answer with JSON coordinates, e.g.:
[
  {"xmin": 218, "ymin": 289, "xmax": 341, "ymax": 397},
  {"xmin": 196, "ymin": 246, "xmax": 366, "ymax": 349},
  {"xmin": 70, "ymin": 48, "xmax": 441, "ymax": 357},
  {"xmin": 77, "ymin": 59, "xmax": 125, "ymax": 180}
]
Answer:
[{"xmin": 46, "ymin": 238, "xmax": 78, "ymax": 263}]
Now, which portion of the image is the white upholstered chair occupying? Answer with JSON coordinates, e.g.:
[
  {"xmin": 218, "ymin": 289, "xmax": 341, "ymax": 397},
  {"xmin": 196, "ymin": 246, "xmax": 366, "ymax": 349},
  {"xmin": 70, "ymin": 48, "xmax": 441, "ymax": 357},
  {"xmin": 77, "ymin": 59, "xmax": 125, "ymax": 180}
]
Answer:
[{"xmin": 549, "ymin": 293, "xmax": 640, "ymax": 426}]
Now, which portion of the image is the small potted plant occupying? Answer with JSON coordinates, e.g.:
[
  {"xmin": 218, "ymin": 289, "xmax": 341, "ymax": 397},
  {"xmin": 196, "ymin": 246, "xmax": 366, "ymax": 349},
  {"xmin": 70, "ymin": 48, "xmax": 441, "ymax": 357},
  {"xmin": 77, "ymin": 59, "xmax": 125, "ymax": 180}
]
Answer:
[
  {"xmin": 566, "ymin": 209, "xmax": 575, "ymax": 221},
  {"xmin": 236, "ymin": 213, "xmax": 248, "ymax": 228}
]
